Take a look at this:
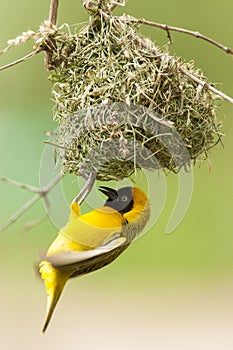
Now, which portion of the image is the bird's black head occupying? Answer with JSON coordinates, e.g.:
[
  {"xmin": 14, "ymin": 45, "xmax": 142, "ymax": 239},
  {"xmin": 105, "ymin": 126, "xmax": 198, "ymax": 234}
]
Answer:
[{"xmin": 98, "ymin": 186, "xmax": 134, "ymax": 214}]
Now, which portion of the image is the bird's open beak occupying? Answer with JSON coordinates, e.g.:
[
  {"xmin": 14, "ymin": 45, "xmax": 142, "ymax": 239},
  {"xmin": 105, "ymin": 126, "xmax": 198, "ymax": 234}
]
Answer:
[{"xmin": 98, "ymin": 186, "xmax": 118, "ymax": 201}]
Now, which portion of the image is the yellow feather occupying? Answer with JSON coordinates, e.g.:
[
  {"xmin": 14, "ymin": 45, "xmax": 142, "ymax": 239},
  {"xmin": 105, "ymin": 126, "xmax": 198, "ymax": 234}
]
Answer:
[{"xmin": 39, "ymin": 261, "xmax": 72, "ymax": 333}]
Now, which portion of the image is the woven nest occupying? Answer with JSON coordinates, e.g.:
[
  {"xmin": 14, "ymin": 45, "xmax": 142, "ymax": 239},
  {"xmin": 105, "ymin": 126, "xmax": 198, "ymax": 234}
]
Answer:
[{"xmin": 48, "ymin": 12, "xmax": 222, "ymax": 181}]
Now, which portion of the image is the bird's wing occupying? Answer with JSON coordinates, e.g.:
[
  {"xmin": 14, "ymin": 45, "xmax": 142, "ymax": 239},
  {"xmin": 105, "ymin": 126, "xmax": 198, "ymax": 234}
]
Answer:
[
  {"xmin": 60, "ymin": 206, "xmax": 125, "ymax": 248},
  {"xmin": 45, "ymin": 234, "xmax": 127, "ymax": 268}
]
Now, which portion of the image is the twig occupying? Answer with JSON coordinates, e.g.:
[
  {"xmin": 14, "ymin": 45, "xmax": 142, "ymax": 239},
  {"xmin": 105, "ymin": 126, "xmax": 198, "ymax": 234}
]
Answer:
[
  {"xmin": 164, "ymin": 26, "xmax": 173, "ymax": 45},
  {"xmin": 0, "ymin": 173, "xmax": 62, "ymax": 233},
  {"xmin": 23, "ymin": 213, "xmax": 48, "ymax": 232},
  {"xmin": 0, "ymin": 194, "xmax": 41, "ymax": 233},
  {"xmin": 119, "ymin": 15, "xmax": 233, "ymax": 56},
  {"xmin": 45, "ymin": 0, "xmax": 59, "ymax": 70},
  {"xmin": 0, "ymin": 49, "xmax": 41, "ymax": 72},
  {"xmin": 0, "ymin": 177, "xmax": 40, "ymax": 193},
  {"xmin": 40, "ymin": 173, "xmax": 62, "ymax": 195},
  {"xmin": 0, "ymin": 1, "xmax": 59, "ymax": 72},
  {"xmin": 179, "ymin": 66, "xmax": 233, "ymax": 105},
  {"xmin": 48, "ymin": 0, "xmax": 59, "ymax": 25}
]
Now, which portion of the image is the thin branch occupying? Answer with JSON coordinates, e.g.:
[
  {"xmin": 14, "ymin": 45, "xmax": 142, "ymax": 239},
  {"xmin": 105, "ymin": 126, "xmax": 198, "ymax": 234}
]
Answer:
[
  {"xmin": 23, "ymin": 213, "xmax": 48, "ymax": 232},
  {"xmin": 45, "ymin": 0, "xmax": 59, "ymax": 70},
  {"xmin": 0, "ymin": 173, "xmax": 62, "ymax": 234},
  {"xmin": 120, "ymin": 15, "xmax": 233, "ymax": 56},
  {"xmin": 164, "ymin": 26, "xmax": 173, "ymax": 45},
  {"xmin": 40, "ymin": 173, "xmax": 62, "ymax": 195},
  {"xmin": 48, "ymin": 0, "xmax": 59, "ymax": 25},
  {"xmin": 0, "ymin": 49, "xmax": 41, "ymax": 72},
  {"xmin": 179, "ymin": 66, "xmax": 233, "ymax": 105},
  {"xmin": 0, "ymin": 194, "xmax": 41, "ymax": 233},
  {"xmin": 0, "ymin": 177, "xmax": 40, "ymax": 193}
]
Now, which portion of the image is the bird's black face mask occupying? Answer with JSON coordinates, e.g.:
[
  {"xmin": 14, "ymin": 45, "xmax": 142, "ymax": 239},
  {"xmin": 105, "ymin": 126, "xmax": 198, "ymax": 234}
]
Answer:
[{"xmin": 99, "ymin": 186, "xmax": 134, "ymax": 214}]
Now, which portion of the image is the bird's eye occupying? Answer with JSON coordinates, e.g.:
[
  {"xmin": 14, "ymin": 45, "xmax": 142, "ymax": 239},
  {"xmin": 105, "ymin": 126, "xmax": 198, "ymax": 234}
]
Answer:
[{"xmin": 121, "ymin": 196, "xmax": 128, "ymax": 202}]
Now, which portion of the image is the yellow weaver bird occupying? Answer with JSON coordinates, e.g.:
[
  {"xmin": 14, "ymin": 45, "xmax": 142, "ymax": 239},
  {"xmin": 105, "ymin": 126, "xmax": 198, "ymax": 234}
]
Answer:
[{"xmin": 39, "ymin": 183, "xmax": 150, "ymax": 332}]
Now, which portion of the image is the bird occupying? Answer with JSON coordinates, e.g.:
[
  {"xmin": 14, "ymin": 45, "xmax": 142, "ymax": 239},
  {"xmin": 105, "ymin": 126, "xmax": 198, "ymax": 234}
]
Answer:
[{"xmin": 39, "ymin": 184, "xmax": 150, "ymax": 332}]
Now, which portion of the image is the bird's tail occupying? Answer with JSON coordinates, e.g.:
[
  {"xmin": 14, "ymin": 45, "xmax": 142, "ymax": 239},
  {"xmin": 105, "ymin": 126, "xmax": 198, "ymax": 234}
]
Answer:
[{"xmin": 39, "ymin": 260, "xmax": 69, "ymax": 333}]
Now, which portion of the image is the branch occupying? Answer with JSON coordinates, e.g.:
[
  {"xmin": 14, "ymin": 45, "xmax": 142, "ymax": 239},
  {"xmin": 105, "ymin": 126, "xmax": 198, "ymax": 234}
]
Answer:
[
  {"xmin": 119, "ymin": 15, "xmax": 233, "ymax": 56},
  {"xmin": 0, "ymin": 1, "xmax": 59, "ymax": 72},
  {"xmin": 0, "ymin": 49, "xmax": 41, "ymax": 72},
  {"xmin": 0, "ymin": 194, "xmax": 41, "ymax": 234},
  {"xmin": 48, "ymin": 0, "xmax": 59, "ymax": 25},
  {"xmin": 40, "ymin": 173, "xmax": 62, "ymax": 195},
  {"xmin": 45, "ymin": 0, "xmax": 59, "ymax": 70},
  {"xmin": 179, "ymin": 66, "xmax": 233, "ymax": 105},
  {"xmin": 0, "ymin": 173, "xmax": 62, "ymax": 233},
  {"xmin": 0, "ymin": 177, "xmax": 40, "ymax": 193},
  {"xmin": 23, "ymin": 213, "xmax": 48, "ymax": 232}
]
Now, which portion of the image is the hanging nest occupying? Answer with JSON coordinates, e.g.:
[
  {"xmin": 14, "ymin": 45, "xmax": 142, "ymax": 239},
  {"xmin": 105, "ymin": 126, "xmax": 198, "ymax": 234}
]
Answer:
[
  {"xmin": 47, "ymin": 7, "xmax": 222, "ymax": 181},
  {"xmin": 58, "ymin": 103, "xmax": 193, "ymax": 180}
]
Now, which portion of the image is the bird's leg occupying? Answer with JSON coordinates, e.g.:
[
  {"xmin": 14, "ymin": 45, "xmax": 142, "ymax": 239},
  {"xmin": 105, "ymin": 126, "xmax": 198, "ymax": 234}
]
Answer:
[{"xmin": 72, "ymin": 172, "xmax": 96, "ymax": 205}]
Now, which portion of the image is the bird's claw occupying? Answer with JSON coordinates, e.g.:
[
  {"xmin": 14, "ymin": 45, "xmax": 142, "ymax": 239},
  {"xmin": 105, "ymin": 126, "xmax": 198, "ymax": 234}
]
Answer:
[{"xmin": 72, "ymin": 172, "xmax": 96, "ymax": 205}]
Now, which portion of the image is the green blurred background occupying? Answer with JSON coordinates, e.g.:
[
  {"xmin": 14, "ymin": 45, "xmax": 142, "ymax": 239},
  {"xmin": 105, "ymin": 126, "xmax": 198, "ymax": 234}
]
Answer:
[{"xmin": 0, "ymin": 1, "xmax": 233, "ymax": 349}]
